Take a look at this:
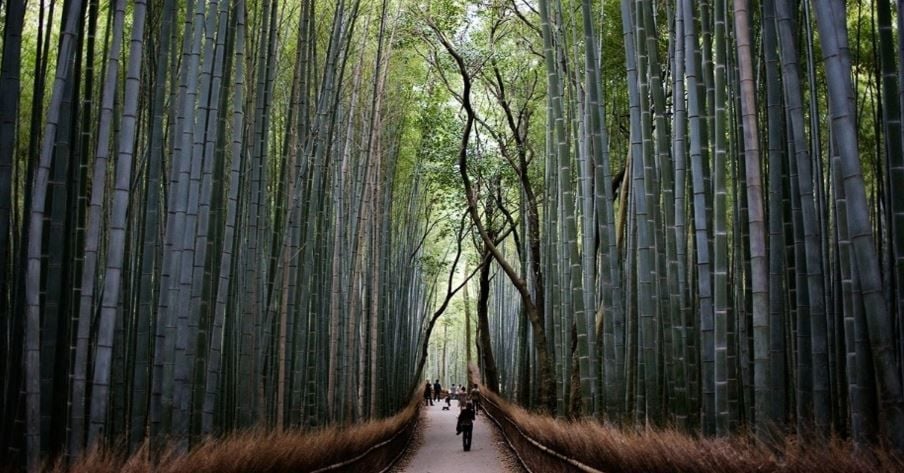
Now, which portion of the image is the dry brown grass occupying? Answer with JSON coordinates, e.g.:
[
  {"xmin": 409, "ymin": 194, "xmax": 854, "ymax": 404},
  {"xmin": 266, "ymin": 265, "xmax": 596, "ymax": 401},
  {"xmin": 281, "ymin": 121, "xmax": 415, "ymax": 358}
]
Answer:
[
  {"xmin": 481, "ymin": 388, "xmax": 904, "ymax": 473},
  {"xmin": 39, "ymin": 399, "xmax": 420, "ymax": 473}
]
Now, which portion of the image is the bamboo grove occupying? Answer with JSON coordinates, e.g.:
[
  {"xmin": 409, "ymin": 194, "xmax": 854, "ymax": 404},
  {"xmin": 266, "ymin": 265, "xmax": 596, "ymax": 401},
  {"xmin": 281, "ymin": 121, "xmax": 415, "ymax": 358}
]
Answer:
[
  {"xmin": 0, "ymin": 0, "xmax": 460, "ymax": 469},
  {"xmin": 425, "ymin": 0, "xmax": 904, "ymax": 454},
  {"xmin": 6, "ymin": 0, "xmax": 904, "ymax": 470}
]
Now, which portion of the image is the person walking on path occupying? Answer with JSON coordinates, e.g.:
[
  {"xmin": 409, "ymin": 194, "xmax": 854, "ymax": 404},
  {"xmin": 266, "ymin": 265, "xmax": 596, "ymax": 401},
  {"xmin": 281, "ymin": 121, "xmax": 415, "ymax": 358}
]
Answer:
[
  {"xmin": 469, "ymin": 384, "xmax": 481, "ymax": 415},
  {"xmin": 433, "ymin": 379, "xmax": 442, "ymax": 402},
  {"xmin": 458, "ymin": 387, "xmax": 467, "ymax": 409},
  {"xmin": 456, "ymin": 401, "xmax": 476, "ymax": 451},
  {"xmin": 424, "ymin": 381, "xmax": 433, "ymax": 406}
]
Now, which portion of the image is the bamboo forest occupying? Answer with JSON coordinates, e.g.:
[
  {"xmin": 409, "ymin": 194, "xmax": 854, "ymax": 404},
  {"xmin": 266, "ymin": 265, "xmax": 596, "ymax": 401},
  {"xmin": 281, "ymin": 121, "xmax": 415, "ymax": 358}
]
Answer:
[{"xmin": 5, "ymin": 0, "xmax": 904, "ymax": 471}]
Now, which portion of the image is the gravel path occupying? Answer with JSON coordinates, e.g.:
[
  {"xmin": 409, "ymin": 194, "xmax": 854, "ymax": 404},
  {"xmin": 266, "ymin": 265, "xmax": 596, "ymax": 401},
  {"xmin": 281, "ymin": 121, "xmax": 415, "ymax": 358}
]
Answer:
[{"xmin": 399, "ymin": 402, "xmax": 516, "ymax": 473}]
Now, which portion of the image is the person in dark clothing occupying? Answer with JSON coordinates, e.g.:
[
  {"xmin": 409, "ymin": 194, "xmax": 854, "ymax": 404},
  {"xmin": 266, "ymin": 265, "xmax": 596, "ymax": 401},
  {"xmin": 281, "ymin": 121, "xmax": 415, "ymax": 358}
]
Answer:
[
  {"xmin": 424, "ymin": 382, "xmax": 433, "ymax": 406},
  {"xmin": 433, "ymin": 379, "xmax": 442, "ymax": 402},
  {"xmin": 469, "ymin": 384, "xmax": 481, "ymax": 415},
  {"xmin": 456, "ymin": 401, "xmax": 476, "ymax": 451}
]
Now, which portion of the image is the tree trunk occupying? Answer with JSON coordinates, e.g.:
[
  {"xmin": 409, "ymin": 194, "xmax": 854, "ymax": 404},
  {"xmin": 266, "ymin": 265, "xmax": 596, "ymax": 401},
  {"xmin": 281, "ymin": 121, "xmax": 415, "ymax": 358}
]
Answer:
[{"xmin": 477, "ymin": 250, "xmax": 499, "ymax": 393}]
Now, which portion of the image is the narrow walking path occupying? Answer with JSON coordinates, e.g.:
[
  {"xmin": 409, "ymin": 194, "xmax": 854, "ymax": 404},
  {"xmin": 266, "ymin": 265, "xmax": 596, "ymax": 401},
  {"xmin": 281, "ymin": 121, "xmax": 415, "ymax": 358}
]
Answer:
[{"xmin": 401, "ymin": 401, "xmax": 513, "ymax": 472}]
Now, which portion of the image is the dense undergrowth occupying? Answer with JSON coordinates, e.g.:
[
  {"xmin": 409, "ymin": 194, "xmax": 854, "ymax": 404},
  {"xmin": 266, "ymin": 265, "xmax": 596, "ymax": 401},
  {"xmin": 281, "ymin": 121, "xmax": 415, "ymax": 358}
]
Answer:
[
  {"xmin": 482, "ymin": 388, "xmax": 904, "ymax": 473},
  {"xmin": 27, "ymin": 398, "xmax": 420, "ymax": 473}
]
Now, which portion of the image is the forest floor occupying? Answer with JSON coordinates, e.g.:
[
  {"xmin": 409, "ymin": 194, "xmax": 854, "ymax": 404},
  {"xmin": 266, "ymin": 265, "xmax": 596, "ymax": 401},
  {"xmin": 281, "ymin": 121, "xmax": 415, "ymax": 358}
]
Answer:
[{"xmin": 396, "ymin": 400, "xmax": 522, "ymax": 473}]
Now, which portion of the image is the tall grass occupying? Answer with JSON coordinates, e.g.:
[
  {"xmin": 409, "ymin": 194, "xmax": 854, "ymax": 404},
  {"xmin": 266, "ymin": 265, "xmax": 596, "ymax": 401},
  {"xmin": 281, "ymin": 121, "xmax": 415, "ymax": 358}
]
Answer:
[
  {"xmin": 34, "ymin": 399, "xmax": 420, "ymax": 473},
  {"xmin": 481, "ymin": 388, "xmax": 904, "ymax": 473}
]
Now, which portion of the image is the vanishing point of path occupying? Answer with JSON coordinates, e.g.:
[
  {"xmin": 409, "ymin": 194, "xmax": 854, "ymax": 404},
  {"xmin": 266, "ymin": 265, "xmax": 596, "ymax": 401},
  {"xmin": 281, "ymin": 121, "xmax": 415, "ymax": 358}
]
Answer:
[{"xmin": 401, "ymin": 402, "xmax": 518, "ymax": 473}]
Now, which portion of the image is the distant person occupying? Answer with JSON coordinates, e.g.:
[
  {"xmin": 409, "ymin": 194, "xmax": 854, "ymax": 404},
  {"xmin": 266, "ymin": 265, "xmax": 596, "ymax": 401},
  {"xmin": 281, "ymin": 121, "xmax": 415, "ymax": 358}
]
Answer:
[
  {"xmin": 433, "ymin": 379, "xmax": 442, "ymax": 402},
  {"xmin": 424, "ymin": 382, "xmax": 433, "ymax": 406},
  {"xmin": 456, "ymin": 401, "xmax": 476, "ymax": 451},
  {"xmin": 451, "ymin": 384, "xmax": 459, "ymax": 400},
  {"xmin": 442, "ymin": 393, "xmax": 452, "ymax": 410},
  {"xmin": 470, "ymin": 384, "xmax": 481, "ymax": 415}
]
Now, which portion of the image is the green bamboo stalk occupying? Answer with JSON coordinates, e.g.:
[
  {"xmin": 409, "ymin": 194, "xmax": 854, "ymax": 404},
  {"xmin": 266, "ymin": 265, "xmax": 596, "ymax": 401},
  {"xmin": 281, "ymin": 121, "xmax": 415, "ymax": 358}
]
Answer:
[
  {"xmin": 87, "ymin": 0, "xmax": 147, "ymax": 447},
  {"xmin": 682, "ymin": 0, "xmax": 716, "ymax": 435},
  {"xmin": 813, "ymin": 0, "xmax": 904, "ymax": 450},
  {"xmin": 732, "ymin": 0, "xmax": 769, "ymax": 435},
  {"xmin": 762, "ymin": 0, "xmax": 787, "ymax": 426}
]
